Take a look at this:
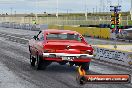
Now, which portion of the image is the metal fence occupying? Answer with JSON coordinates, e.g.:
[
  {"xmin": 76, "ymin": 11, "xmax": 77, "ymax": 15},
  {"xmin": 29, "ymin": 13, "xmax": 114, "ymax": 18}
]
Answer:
[
  {"xmin": 0, "ymin": 22, "xmax": 37, "ymax": 30},
  {"xmin": 0, "ymin": 15, "xmax": 130, "ymax": 25}
]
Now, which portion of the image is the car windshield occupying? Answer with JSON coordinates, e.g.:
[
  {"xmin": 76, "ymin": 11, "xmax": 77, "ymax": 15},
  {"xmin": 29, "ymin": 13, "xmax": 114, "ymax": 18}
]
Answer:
[{"xmin": 46, "ymin": 33, "xmax": 82, "ymax": 41}]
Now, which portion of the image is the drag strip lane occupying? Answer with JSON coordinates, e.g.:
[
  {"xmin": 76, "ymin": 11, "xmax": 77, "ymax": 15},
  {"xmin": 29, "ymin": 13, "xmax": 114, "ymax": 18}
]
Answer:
[
  {"xmin": 0, "ymin": 28, "xmax": 132, "ymax": 88},
  {"xmin": 0, "ymin": 36, "xmax": 132, "ymax": 88},
  {"xmin": 0, "ymin": 38, "xmax": 78, "ymax": 88},
  {"xmin": 0, "ymin": 32, "xmax": 29, "ymax": 44}
]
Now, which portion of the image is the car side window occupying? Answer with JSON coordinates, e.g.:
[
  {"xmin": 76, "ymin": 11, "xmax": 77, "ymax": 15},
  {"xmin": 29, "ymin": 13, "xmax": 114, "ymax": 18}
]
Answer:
[{"xmin": 38, "ymin": 32, "xmax": 44, "ymax": 41}]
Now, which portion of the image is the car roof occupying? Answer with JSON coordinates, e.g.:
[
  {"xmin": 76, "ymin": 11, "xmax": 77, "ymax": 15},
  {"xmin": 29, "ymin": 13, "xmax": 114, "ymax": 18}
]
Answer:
[{"xmin": 42, "ymin": 29, "xmax": 79, "ymax": 34}]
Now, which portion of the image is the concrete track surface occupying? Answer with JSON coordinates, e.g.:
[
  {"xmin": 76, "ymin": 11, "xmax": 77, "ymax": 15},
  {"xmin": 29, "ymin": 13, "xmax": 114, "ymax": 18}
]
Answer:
[{"xmin": 0, "ymin": 27, "xmax": 131, "ymax": 88}]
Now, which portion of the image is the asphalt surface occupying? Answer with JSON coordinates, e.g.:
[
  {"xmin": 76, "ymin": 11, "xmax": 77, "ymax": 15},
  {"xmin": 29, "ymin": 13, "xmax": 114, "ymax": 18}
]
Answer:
[{"xmin": 0, "ymin": 27, "xmax": 132, "ymax": 88}]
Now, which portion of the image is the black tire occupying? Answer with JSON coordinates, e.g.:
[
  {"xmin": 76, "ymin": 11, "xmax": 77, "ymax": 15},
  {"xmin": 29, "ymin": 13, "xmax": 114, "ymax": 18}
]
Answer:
[
  {"xmin": 81, "ymin": 62, "xmax": 90, "ymax": 71},
  {"xmin": 34, "ymin": 55, "xmax": 44, "ymax": 70},
  {"xmin": 35, "ymin": 55, "xmax": 52, "ymax": 70},
  {"xmin": 58, "ymin": 61, "xmax": 67, "ymax": 65},
  {"xmin": 30, "ymin": 54, "xmax": 36, "ymax": 66},
  {"xmin": 29, "ymin": 46, "xmax": 32, "ymax": 53}
]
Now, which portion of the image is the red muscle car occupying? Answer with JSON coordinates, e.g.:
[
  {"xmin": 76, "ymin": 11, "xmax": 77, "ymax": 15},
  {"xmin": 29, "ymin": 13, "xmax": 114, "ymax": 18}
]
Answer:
[{"xmin": 29, "ymin": 29, "xmax": 93, "ymax": 70}]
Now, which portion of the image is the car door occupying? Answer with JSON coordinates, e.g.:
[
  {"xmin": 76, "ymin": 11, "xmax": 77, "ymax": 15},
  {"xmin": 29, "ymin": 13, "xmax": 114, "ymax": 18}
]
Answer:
[{"xmin": 34, "ymin": 32, "xmax": 45, "ymax": 55}]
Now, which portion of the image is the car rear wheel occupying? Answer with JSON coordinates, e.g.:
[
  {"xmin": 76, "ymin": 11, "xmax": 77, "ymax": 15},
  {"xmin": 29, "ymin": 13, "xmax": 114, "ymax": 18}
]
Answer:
[
  {"xmin": 34, "ymin": 55, "xmax": 44, "ymax": 70},
  {"xmin": 35, "ymin": 55, "xmax": 52, "ymax": 70},
  {"xmin": 58, "ymin": 61, "xmax": 67, "ymax": 65},
  {"xmin": 81, "ymin": 62, "xmax": 90, "ymax": 71},
  {"xmin": 75, "ymin": 62, "xmax": 90, "ymax": 71}
]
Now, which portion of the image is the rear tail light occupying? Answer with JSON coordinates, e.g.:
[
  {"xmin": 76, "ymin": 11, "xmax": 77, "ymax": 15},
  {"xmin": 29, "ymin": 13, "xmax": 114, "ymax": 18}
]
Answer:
[
  {"xmin": 44, "ymin": 50, "xmax": 49, "ymax": 53},
  {"xmin": 80, "ymin": 50, "xmax": 93, "ymax": 55},
  {"xmin": 80, "ymin": 51, "xmax": 86, "ymax": 54},
  {"xmin": 87, "ymin": 50, "xmax": 93, "ymax": 55}
]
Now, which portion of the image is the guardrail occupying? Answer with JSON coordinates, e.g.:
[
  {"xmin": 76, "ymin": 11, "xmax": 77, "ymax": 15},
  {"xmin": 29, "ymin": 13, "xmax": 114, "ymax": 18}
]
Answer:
[{"xmin": 1, "ymin": 22, "xmax": 131, "ymax": 42}]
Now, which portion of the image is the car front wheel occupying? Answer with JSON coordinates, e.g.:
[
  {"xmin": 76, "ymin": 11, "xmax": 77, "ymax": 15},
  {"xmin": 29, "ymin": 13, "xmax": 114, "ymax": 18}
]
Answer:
[{"xmin": 30, "ymin": 54, "xmax": 36, "ymax": 66}]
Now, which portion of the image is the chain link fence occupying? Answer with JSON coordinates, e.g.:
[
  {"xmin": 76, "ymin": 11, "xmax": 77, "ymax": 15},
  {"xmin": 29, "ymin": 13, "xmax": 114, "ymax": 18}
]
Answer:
[{"xmin": 0, "ymin": 15, "xmax": 130, "ymax": 26}]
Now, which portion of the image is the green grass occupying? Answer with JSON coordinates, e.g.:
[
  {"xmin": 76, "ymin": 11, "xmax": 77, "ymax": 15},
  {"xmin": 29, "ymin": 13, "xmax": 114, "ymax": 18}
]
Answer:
[{"xmin": 128, "ymin": 20, "xmax": 132, "ymax": 26}]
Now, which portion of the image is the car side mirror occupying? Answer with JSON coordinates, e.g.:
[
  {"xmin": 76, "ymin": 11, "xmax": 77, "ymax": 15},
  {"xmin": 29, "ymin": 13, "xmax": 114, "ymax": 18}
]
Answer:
[
  {"xmin": 78, "ymin": 37, "xmax": 83, "ymax": 41},
  {"xmin": 39, "ymin": 30, "xmax": 42, "ymax": 34},
  {"xmin": 33, "ymin": 36, "xmax": 37, "ymax": 40}
]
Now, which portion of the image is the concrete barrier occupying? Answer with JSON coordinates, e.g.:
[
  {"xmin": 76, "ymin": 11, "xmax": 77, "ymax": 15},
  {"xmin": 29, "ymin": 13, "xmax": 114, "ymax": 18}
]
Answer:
[
  {"xmin": 1, "ymin": 23, "xmax": 112, "ymax": 39},
  {"xmin": 93, "ymin": 45, "xmax": 132, "ymax": 67},
  {"xmin": 0, "ymin": 22, "xmax": 48, "ymax": 31},
  {"xmin": 48, "ymin": 25, "xmax": 111, "ymax": 39}
]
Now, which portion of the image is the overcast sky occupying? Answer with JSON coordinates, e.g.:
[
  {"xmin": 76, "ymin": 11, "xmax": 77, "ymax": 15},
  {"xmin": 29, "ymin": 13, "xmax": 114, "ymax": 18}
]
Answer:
[{"xmin": 0, "ymin": 0, "xmax": 131, "ymax": 14}]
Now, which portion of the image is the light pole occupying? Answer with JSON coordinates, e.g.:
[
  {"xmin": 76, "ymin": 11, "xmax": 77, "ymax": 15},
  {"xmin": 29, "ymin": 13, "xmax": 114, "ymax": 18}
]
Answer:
[
  {"xmin": 35, "ymin": 0, "xmax": 38, "ymax": 23},
  {"xmin": 10, "ymin": 7, "xmax": 12, "ymax": 16},
  {"xmin": 131, "ymin": 0, "xmax": 132, "ymax": 20},
  {"xmin": 96, "ymin": 6, "xmax": 98, "ymax": 13},
  {"xmin": 56, "ymin": 0, "xmax": 59, "ymax": 18},
  {"xmin": 85, "ymin": 0, "xmax": 87, "ymax": 20},
  {"xmin": 10, "ymin": 7, "xmax": 13, "ymax": 22},
  {"xmin": 14, "ymin": 11, "xmax": 16, "ymax": 17},
  {"xmin": 93, "ymin": 8, "xmax": 95, "ymax": 14}
]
